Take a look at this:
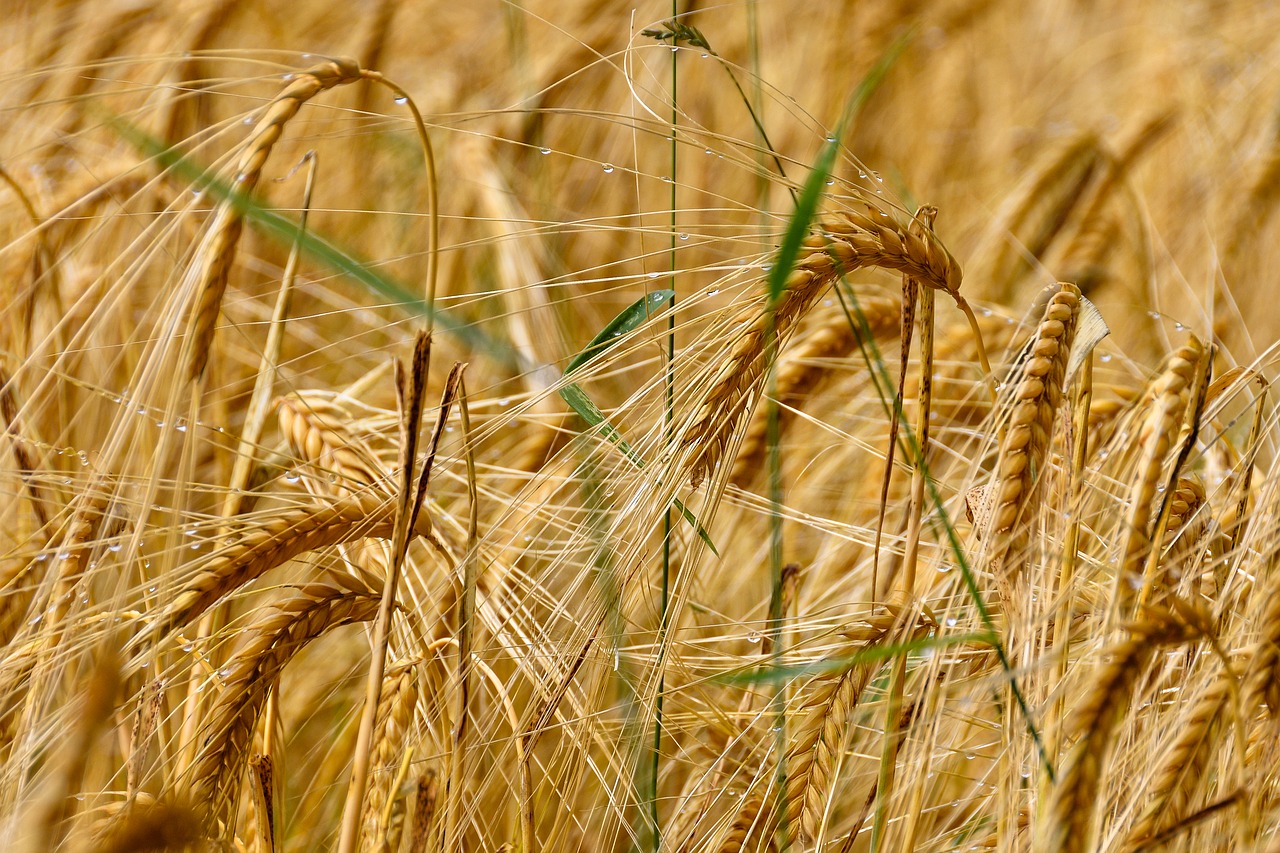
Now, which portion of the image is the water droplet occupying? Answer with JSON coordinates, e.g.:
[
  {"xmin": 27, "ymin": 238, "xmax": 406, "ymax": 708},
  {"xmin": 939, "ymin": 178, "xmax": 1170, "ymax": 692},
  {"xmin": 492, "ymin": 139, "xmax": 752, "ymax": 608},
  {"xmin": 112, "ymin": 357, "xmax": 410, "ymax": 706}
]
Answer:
[
  {"xmin": 539, "ymin": 147, "xmax": 551, "ymax": 155},
  {"xmin": 108, "ymin": 543, "xmax": 122, "ymax": 553},
  {"xmin": 34, "ymin": 553, "xmax": 48, "ymax": 562},
  {"xmin": 77, "ymin": 451, "xmax": 89, "ymax": 466},
  {"xmin": 825, "ymin": 134, "xmax": 837, "ymax": 143},
  {"xmin": 704, "ymin": 148, "xmax": 713, "ymax": 155},
  {"xmin": 981, "ymin": 307, "xmax": 993, "ymax": 316},
  {"xmin": 285, "ymin": 470, "xmax": 301, "ymax": 483},
  {"xmin": 678, "ymin": 232, "xmax": 689, "ymax": 240},
  {"xmin": 282, "ymin": 73, "xmax": 295, "ymax": 81},
  {"xmin": 700, "ymin": 52, "xmax": 709, "ymax": 59},
  {"xmin": 192, "ymin": 188, "xmax": 204, "ymax": 198},
  {"xmin": 965, "ymin": 752, "xmax": 976, "ymax": 760},
  {"xmin": 707, "ymin": 288, "xmax": 720, "ymax": 296},
  {"xmin": 945, "ymin": 616, "xmax": 958, "ymax": 627},
  {"xmin": 661, "ymin": 175, "xmax": 672, "ymax": 183},
  {"xmin": 937, "ymin": 563, "xmax": 952, "ymax": 573},
  {"xmin": 393, "ymin": 96, "xmax": 407, "ymax": 105},
  {"xmin": 648, "ymin": 271, "xmax": 660, "ymax": 279},
  {"xmin": 148, "ymin": 585, "xmax": 158, "ymax": 594},
  {"xmin": 1100, "ymin": 352, "xmax": 1113, "ymax": 363},
  {"xmin": 182, "ymin": 643, "xmax": 194, "ymax": 652},
  {"xmin": 175, "ymin": 420, "xmax": 188, "ymax": 432},
  {"xmin": 602, "ymin": 163, "xmax": 615, "ymax": 173},
  {"xmin": 1174, "ymin": 322, "xmax": 1186, "ymax": 331},
  {"xmin": 761, "ymin": 263, "xmax": 772, "ymax": 272},
  {"xmin": 243, "ymin": 116, "xmax": 255, "ymax": 126},
  {"xmin": 825, "ymin": 178, "xmax": 835, "ymax": 186},
  {"xmin": 670, "ymin": 45, "xmax": 679, "ymax": 52},
  {"xmin": 746, "ymin": 630, "xmax": 762, "ymax": 644},
  {"xmin": 499, "ymin": 398, "xmax": 511, "ymax": 406},
  {"xmin": 1148, "ymin": 310, "xmax": 1162, "ymax": 320},
  {"xmin": 57, "ymin": 551, "xmax": 71, "ymax": 561}
]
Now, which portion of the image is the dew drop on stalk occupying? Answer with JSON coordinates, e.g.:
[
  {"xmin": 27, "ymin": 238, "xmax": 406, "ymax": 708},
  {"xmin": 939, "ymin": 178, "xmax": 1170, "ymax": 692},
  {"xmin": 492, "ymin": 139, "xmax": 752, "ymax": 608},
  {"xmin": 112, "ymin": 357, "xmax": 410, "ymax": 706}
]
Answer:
[
  {"xmin": 602, "ymin": 163, "xmax": 614, "ymax": 173},
  {"xmin": 394, "ymin": 96, "xmax": 407, "ymax": 104},
  {"xmin": 539, "ymin": 147, "xmax": 551, "ymax": 155}
]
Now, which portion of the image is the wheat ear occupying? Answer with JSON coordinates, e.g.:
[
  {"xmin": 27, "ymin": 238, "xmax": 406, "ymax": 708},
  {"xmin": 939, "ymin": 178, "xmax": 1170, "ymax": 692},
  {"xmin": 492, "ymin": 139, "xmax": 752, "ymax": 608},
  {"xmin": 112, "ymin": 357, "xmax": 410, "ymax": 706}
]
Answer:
[
  {"xmin": 186, "ymin": 581, "xmax": 380, "ymax": 835},
  {"xmin": 684, "ymin": 204, "xmax": 966, "ymax": 487},
  {"xmin": 985, "ymin": 283, "xmax": 1081, "ymax": 589},
  {"xmin": 185, "ymin": 57, "xmax": 364, "ymax": 381},
  {"xmin": 731, "ymin": 292, "xmax": 900, "ymax": 484},
  {"xmin": 138, "ymin": 488, "xmax": 429, "ymax": 649},
  {"xmin": 1112, "ymin": 337, "xmax": 1204, "ymax": 621},
  {"xmin": 1038, "ymin": 609, "xmax": 1204, "ymax": 853},
  {"xmin": 1124, "ymin": 671, "xmax": 1230, "ymax": 849},
  {"xmin": 360, "ymin": 659, "xmax": 420, "ymax": 850}
]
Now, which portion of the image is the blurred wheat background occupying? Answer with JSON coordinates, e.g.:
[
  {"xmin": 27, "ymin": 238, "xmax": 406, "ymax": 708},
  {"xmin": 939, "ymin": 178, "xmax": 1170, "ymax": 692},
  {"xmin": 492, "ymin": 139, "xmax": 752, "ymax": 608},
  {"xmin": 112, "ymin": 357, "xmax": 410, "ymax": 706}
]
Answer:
[{"xmin": 2, "ymin": 1, "xmax": 1280, "ymax": 851}]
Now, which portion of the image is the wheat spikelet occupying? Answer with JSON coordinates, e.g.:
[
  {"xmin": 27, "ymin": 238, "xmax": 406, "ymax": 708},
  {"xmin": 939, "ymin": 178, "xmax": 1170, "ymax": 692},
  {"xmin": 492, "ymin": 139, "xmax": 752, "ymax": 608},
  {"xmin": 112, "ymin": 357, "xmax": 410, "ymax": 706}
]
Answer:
[
  {"xmin": 1115, "ymin": 337, "xmax": 1204, "ymax": 616},
  {"xmin": 1124, "ymin": 671, "xmax": 1230, "ymax": 849},
  {"xmin": 186, "ymin": 581, "xmax": 380, "ymax": 836},
  {"xmin": 1038, "ymin": 609, "xmax": 1204, "ymax": 853},
  {"xmin": 360, "ymin": 659, "xmax": 419, "ymax": 850},
  {"xmin": 984, "ymin": 283, "xmax": 1081, "ymax": 583},
  {"xmin": 685, "ymin": 204, "xmax": 963, "ymax": 486},
  {"xmin": 140, "ymin": 488, "xmax": 429, "ymax": 648},
  {"xmin": 185, "ymin": 56, "xmax": 364, "ymax": 381},
  {"xmin": 731, "ymin": 293, "xmax": 900, "ymax": 484}
]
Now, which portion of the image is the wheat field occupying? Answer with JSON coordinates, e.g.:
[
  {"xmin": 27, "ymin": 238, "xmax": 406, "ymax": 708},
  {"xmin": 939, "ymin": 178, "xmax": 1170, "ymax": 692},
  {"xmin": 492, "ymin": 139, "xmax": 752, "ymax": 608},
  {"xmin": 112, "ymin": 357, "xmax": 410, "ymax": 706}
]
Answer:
[{"xmin": 2, "ymin": 1, "xmax": 1280, "ymax": 851}]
